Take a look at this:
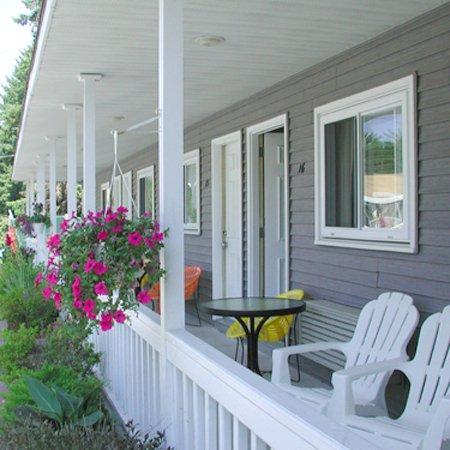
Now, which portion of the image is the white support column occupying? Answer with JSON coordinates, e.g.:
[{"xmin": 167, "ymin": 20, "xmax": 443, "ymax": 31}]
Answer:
[
  {"xmin": 48, "ymin": 140, "xmax": 57, "ymax": 232},
  {"xmin": 26, "ymin": 177, "xmax": 34, "ymax": 215},
  {"xmin": 63, "ymin": 103, "xmax": 81, "ymax": 216},
  {"xmin": 36, "ymin": 160, "xmax": 46, "ymax": 209},
  {"xmin": 158, "ymin": 0, "xmax": 185, "ymax": 332},
  {"xmin": 79, "ymin": 73, "xmax": 102, "ymax": 214}
]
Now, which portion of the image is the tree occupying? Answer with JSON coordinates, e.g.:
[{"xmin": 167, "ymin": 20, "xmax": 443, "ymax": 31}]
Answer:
[{"xmin": 0, "ymin": 0, "xmax": 43, "ymax": 238}]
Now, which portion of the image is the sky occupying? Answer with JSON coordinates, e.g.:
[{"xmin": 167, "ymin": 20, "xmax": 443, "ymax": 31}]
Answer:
[{"xmin": 0, "ymin": 0, "xmax": 32, "ymax": 95}]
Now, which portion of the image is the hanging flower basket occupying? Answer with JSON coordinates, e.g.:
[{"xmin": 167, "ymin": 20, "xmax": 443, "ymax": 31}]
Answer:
[{"xmin": 37, "ymin": 207, "xmax": 165, "ymax": 332}]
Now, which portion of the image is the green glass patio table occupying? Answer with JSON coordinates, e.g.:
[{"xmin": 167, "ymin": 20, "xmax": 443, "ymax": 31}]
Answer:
[{"xmin": 200, "ymin": 297, "xmax": 306, "ymax": 375}]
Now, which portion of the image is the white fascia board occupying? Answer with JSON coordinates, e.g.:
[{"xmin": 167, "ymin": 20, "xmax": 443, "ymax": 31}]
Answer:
[{"xmin": 12, "ymin": 0, "xmax": 57, "ymax": 181}]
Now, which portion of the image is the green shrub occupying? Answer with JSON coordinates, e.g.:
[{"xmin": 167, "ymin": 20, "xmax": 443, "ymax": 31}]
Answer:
[
  {"xmin": 0, "ymin": 251, "xmax": 57, "ymax": 329},
  {"xmin": 42, "ymin": 322, "xmax": 101, "ymax": 376},
  {"xmin": 0, "ymin": 416, "xmax": 169, "ymax": 449},
  {"xmin": 1, "ymin": 364, "xmax": 103, "ymax": 423},
  {"xmin": 0, "ymin": 325, "xmax": 39, "ymax": 383}
]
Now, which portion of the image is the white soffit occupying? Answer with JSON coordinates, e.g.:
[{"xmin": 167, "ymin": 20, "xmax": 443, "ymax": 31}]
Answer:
[{"xmin": 13, "ymin": 0, "xmax": 447, "ymax": 180}]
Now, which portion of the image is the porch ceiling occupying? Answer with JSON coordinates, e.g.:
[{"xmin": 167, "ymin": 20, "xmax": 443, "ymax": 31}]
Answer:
[{"xmin": 13, "ymin": 0, "xmax": 446, "ymax": 181}]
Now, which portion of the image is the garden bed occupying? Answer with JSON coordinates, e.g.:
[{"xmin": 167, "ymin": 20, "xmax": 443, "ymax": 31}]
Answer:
[{"xmin": 0, "ymin": 247, "xmax": 169, "ymax": 449}]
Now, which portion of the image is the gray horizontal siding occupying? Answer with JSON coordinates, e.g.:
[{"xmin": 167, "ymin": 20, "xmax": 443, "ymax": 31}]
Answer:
[{"xmin": 97, "ymin": 3, "xmax": 450, "ymax": 314}]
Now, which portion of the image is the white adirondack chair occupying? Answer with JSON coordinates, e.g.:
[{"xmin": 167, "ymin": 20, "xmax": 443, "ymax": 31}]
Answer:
[
  {"xmin": 328, "ymin": 305, "xmax": 450, "ymax": 450},
  {"xmin": 271, "ymin": 292, "xmax": 419, "ymax": 417}
]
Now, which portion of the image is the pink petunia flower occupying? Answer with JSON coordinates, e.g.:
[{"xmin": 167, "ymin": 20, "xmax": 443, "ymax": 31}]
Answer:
[
  {"xmin": 111, "ymin": 224, "xmax": 123, "ymax": 234},
  {"xmin": 72, "ymin": 276, "xmax": 82, "ymax": 296},
  {"xmin": 60, "ymin": 220, "xmax": 69, "ymax": 233},
  {"xmin": 128, "ymin": 231, "xmax": 143, "ymax": 246},
  {"xmin": 144, "ymin": 237, "xmax": 155, "ymax": 249},
  {"xmin": 152, "ymin": 232, "xmax": 164, "ymax": 242},
  {"xmin": 83, "ymin": 298, "xmax": 96, "ymax": 313},
  {"xmin": 99, "ymin": 312, "xmax": 114, "ymax": 331},
  {"xmin": 137, "ymin": 290, "xmax": 152, "ymax": 304},
  {"xmin": 47, "ymin": 234, "xmax": 61, "ymax": 250},
  {"xmin": 73, "ymin": 298, "xmax": 83, "ymax": 309},
  {"xmin": 93, "ymin": 261, "xmax": 108, "ymax": 276},
  {"xmin": 34, "ymin": 272, "xmax": 43, "ymax": 287},
  {"xmin": 113, "ymin": 309, "xmax": 127, "ymax": 324},
  {"xmin": 42, "ymin": 286, "xmax": 53, "ymax": 299},
  {"xmin": 105, "ymin": 212, "xmax": 118, "ymax": 223},
  {"xmin": 97, "ymin": 230, "xmax": 108, "ymax": 241},
  {"xmin": 84, "ymin": 258, "xmax": 96, "ymax": 273},
  {"xmin": 94, "ymin": 281, "xmax": 109, "ymax": 296},
  {"xmin": 117, "ymin": 206, "xmax": 128, "ymax": 215},
  {"xmin": 46, "ymin": 272, "xmax": 58, "ymax": 285},
  {"xmin": 53, "ymin": 292, "xmax": 62, "ymax": 309},
  {"xmin": 86, "ymin": 310, "xmax": 97, "ymax": 320}
]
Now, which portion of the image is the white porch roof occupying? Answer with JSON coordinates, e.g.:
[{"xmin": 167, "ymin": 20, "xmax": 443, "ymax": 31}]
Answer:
[{"xmin": 13, "ymin": 0, "xmax": 445, "ymax": 181}]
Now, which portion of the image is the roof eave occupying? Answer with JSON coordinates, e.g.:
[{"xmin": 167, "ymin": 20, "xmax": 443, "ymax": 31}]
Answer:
[{"xmin": 12, "ymin": 0, "xmax": 55, "ymax": 181}]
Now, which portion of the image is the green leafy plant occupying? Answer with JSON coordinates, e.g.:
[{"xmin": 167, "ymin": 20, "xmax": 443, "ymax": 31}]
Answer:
[
  {"xmin": 0, "ymin": 415, "xmax": 170, "ymax": 449},
  {"xmin": 0, "ymin": 250, "xmax": 57, "ymax": 329},
  {"xmin": 42, "ymin": 322, "xmax": 101, "ymax": 376},
  {"xmin": 1, "ymin": 364, "xmax": 103, "ymax": 423},
  {"xmin": 29, "ymin": 202, "xmax": 51, "ymax": 227},
  {"xmin": 24, "ymin": 376, "xmax": 103, "ymax": 427},
  {"xmin": 0, "ymin": 325, "xmax": 39, "ymax": 383}
]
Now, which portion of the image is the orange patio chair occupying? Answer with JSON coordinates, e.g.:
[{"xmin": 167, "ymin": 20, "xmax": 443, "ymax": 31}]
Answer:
[{"xmin": 139, "ymin": 266, "xmax": 203, "ymax": 326}]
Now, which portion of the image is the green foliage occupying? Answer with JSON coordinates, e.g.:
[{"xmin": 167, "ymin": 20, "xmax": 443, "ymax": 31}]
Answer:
[
  {"xmin": 0, "ymin": 47, "xmax": 31, "ymax": 220},
  {"xmin": 0, "ymin": 416, "xmax": 169, "ymax": 450},
  {"xmin": 0, "ymin": 325, "xmax": 39, "ymax": 383},
  {"xmin": 24, "ymin": 376, "xmax": 103, "ymax": 427},
  {"xmin": 42, "ymin": 323, "xmax": 101, "ymax": 377},
  {"xmin": 13, "ymin": 0, "xmax": 43, "ymax": 36},
  {"xmin": 1, "ymin": 364, "xmax": 103, "ymax": 423},
  {"xmin": 0, "ymin": 250, "xmax": 57, "ymax": 329}
]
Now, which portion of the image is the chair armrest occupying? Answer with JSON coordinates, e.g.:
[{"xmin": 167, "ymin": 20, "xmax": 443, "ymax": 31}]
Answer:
[
  {"xmin": 326, "ymin": 358, "xmax": 405, "ymax": 422},
  {"xmin": 423, "ymin": 394, "xmax": 450, "ymax": 449},
  {"xmin": 271, "ymin": 341, "xmax": 347, "ymax": 386}
]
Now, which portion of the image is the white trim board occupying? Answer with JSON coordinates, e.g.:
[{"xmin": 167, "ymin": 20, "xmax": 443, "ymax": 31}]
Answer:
[
  {"xmin": 136, "ymin": 165, "xmax": 155, "ymax": 218},
  {"xmin": 183, "ymin": 148, "xmax": 201, "ymax": 235},
  {"xmin": 211, "ymin": 131, "xmax": 243, "ymax": 300},
  {"xmin": 246, "ymin": 114, "xmax": 290, "ymax": 297}
]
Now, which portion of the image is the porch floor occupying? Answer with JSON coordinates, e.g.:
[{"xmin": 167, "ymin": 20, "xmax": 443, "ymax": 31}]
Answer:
[{"xmin": 186, "ymin": 312, "xmax": 330, "ymax": 390}]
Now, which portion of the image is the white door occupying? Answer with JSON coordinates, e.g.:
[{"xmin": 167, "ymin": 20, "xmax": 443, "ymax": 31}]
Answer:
[
  {"xmin": 212, "ymin": 132, "xmax": 242, "ymax": 299},
  {"xmin": 263, "ymin": 132, "xmax": 285, "ymax": 296},
  {"xmin": 122, "ymin": 171, "xmax": 133, "ymax": 219}
]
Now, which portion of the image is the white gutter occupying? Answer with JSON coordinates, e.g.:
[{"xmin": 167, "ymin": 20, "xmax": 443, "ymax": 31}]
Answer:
[{"xmin": 12, "ymin": 0, "xmax": 57, "ymax": 181}]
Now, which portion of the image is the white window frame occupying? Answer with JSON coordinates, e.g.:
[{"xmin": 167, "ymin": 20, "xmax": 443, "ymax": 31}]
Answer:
[
  {"xmin": 100, "ymin": 182, "xmax": 110, "ymax": 211},
  {"xmin": 183, "ymin": 148, "xmax": 201, "ymax": 235},
  {"xmin": 314, "ymin": 75, "xmax": 417, "ymax": 253},
  {"xmin": 136, "ymin": 165, "xmax": 155, "ymax": 218}
]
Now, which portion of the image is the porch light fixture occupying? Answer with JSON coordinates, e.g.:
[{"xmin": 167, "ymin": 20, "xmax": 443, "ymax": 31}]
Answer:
[{"xmin": 194, "ymin": 35, "xmax": 225, "ymax": 47}]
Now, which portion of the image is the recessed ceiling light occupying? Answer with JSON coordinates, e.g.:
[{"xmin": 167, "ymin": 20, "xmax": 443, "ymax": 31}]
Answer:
[{"xmin": 194, "ymin": 35, "xmax": 225, "ymax": 47}]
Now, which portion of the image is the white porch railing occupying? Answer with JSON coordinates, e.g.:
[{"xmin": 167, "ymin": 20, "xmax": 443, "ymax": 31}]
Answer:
[{"xmin": 92, "ymin": 307, "xmax": 379, "ymax": 450}]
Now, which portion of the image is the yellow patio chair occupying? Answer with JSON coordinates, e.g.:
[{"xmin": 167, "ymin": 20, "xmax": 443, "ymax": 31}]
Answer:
[{"xmin": 226, "ymin": 289, "xmax": 305, "ymax": 379}]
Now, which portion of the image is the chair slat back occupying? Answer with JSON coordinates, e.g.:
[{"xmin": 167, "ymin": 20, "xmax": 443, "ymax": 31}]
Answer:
[
  {"xmin": 346, "ymin": 293, "xmax": 419, "ymax": 404},
  {"xmin": 403, "ymin": 306, "xmax": 450, "ymax": 425}
]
